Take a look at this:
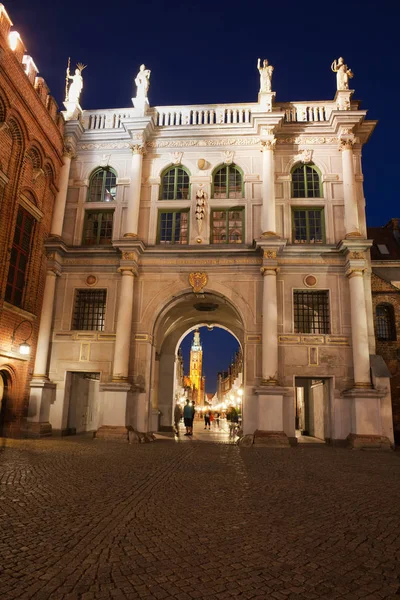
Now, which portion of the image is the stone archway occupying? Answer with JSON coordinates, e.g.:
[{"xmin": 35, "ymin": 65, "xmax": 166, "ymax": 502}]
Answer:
[{"xmin": 150, "ymin": 290, "xmax": 246, "ymax": 432}]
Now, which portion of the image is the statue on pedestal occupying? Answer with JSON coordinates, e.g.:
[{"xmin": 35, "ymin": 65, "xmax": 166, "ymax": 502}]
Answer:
[
  {"xmin": 65, "ymin": 59, "xmax": 86, "ymax": 104},
  {"xmin": 134, "ymin": 64, "xmax": 151, "ymax": 100},
  {"xmin": 331, "ymin": 57, "xmax": 354, "ymax": 91},
  {"xmin": 257, "ymin": 58, "xmax": 274, "ymax": 93}
]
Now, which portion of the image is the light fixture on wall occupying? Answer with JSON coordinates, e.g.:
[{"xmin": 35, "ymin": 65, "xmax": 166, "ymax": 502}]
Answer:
[{"xmin": 11, "ymin": 320, "xmax": 33, "ymax": 355}]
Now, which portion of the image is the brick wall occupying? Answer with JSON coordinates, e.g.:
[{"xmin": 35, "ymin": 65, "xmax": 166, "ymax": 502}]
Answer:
[
  {"xmin": 0, "ymin": 7, "xmax": 64, "ymax": 436},
  {"xmin": 371, "ymin": 273, "xmax": 400, "ymax": 441}
]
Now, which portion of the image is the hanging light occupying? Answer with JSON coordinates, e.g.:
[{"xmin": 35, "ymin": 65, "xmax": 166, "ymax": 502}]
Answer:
[{"xmin": 11, "ymin": 320, "xmax": 33, "ymax": 356}]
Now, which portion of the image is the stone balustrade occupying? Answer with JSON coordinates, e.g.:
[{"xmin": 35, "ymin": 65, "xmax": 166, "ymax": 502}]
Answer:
[{"xmin": 280, "ymin": 102, "xmax": 334, "ymax": 123}]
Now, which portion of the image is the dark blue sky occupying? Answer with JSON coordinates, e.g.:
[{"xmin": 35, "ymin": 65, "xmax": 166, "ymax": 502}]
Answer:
[
  {"xmin": 8, "ymin": 0, "xmax": 398, "ymax": 226},
  {"xmin": 180, "ymin": 327, "xmax": 240, "ymax": 394}
]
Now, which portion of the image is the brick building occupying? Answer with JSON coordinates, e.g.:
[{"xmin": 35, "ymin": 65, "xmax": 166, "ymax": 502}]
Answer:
[
  {"xmin": 368, "ymin": 219, "xmax": 400, "ymax": 443},
  {"xmin": 0, "ymin": 5, "xmax": 64, "ymax": 436}
]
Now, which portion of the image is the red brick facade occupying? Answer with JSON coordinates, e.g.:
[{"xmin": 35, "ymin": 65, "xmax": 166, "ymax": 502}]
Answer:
[
  {"xmin": 371, "ymin": 273, "xmax": 400, "ymax": 442},
  {"xmin": 0, "ymin": 5, "xmax": 64, "ymax": 436}
]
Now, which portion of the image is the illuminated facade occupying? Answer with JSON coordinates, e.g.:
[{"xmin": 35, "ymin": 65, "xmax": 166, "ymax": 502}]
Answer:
[
  {"xmin": 184, "ymin": 329, "xmax": 204, "ymax": 404},
  {"xmin": 23, "ymin": 48, "xmax": 394, "ymax": 447}
]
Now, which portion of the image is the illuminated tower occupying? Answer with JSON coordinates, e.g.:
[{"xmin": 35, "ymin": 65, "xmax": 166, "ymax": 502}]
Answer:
[{"xmin": 189, "ymin": 329, "xmax": 203, "ymax": 404}]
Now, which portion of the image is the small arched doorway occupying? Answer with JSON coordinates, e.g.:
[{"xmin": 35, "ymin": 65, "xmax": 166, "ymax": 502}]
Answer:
[{"xmin": 0, "ymin": 370, "xmax": 11, "ymax": 436}]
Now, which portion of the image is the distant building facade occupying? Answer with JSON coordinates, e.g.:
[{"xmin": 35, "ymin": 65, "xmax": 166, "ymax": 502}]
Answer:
[
  {"xmin": 368, "ymin": 219, "xmax": 400, "ymax": 443},
  {"xmin": 0, "ymin": 5, "xmax": 64, "ymax": 436},
  {"xmin": 22, "ymin": 48, "xmax": 394, "ymax": 447},
  {"xmin": 183, "ymin": 329, "xmax": 204, "ymax": 404}
]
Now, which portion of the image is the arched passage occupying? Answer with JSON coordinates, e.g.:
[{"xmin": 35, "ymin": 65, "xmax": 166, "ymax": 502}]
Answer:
[
  {"xmin": 0, "ymin": 369, "xmax": 12, "ymax": 436},
  {"xmin": 150, "ymin": 290, "xmax": 246, "ymax": 432}
]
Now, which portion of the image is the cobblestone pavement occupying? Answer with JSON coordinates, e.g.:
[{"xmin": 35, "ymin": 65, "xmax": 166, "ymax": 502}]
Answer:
[{"xmin": 1, "ymin": 437, "xmax": 400, "ymax": 600}]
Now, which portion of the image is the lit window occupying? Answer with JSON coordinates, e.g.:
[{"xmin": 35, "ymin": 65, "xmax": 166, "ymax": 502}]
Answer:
[
  {"xmin": 294, "ymin": 290, "xmax": 330, "ymax": 334},
  {"xmin": 292, "ymin": 208, "xmax": 325, "ymax": 244},
  {"xmin": 83, "ymin": 211, "xmax": 114, "ymax": 245},
  {"xmin": 212, "ymin": 164, "xmax": 243, "ymax": 199},
  {"xmin": 211, "ymin": 208, "xmax": 244, "ymax": 244},
  {"xmin": 157, "ymin": 210, "xmax": 189, "ymax": 244},
  {"xmin": 160, "ymin": 167, "xmax": 190, "ymax": 200},
  {"xmin": 87, "ymin": 168, "xmax": 117, "ymax": 203},
  {"xmin": 291, "ymin": 164, "xmax": 321, "ymax": 198},
  {"xmin": 72, "ymin": 289, "xmax": 107, "ymax": 331}
]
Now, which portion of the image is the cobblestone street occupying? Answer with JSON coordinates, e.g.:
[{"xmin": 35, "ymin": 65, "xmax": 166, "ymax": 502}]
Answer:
[{"xmin": 1, "ymin": 436, "xmax": 400, "ymax": 600}]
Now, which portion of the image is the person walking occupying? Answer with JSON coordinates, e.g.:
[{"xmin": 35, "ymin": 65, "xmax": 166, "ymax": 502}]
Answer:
[
  {"xmin": 214, "ymin": 411, "xmax": 220, "ymax": 428},
  {"xmin": 183, "ymin": 400, "xmax": 194, "ymax": 436},
  {"xmin": 204, "ymin": 409, "xmax": 211, "ymax": 430},
  {"xmin": 190, "ymin": 401, "xmax": 196, "ymax": 435},
  {"xmin": 173, "ymin": 402, "xmax": 182, "ymax": 435}
]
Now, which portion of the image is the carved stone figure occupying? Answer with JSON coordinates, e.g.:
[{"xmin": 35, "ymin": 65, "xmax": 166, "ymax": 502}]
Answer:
[
  {"xmin": 195, "ymin": 186, "xmax": 207, "ymax": 234},
  {"xmin": 331, "ymin": 57, "xmax": 354, "ymax": 91},
  {"xmin": 65, "ymin": 62, "xmax": 86, "ymax": 104},
  {"xmin": 135, "ymin": 64, "xmax": 151, "ymax": 99},
  {"xmin": 257, "ymin": 58, "xmax": 274, "ymax": 93}
]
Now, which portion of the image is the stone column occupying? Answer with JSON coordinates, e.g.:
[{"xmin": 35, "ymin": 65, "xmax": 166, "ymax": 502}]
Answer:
[
  {"xmin": 26, "ymin": 268, "xmax": 58, "ymax": 437},
  {"xmin": 50, "ymin": 149, "xmax": 74, "ymax": 237},
  {"xmin": 261, "ymin": 266, "xmax": 279, "ymax": 384},
  {"xmin": 261, "ymin": 137, "xmax": 277, "ymax": 236},
  {"xmin": 124, "ymin": 145, "xmax": 145, "ymax": 238},
  {"xmin": 340, "ymin": 138, "xmax": 360, "ymax": 238},
  {"xmin": 32, "ymin": 270, "xmax": 58, "ymax": 379},
  {"xmin": 347, "ymin": 269, "xmax": 371, "ymax": 387},
  {"xmin": 112, "ymin": 267, "xmax": 136, "ymax": 380}
]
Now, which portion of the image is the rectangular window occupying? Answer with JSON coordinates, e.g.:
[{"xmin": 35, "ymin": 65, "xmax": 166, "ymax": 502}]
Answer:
[
  {"xmin": 294, "ymin": 290, "xmax": 330, "ymax": 334},
  {"xmin": 83, "ymin": 211, "xmax": 114, "ymax": 245},
  {"xmin": 292, "ymin": 208, "xmax": 324, "ymax": 244},
  {"xmin": 157, "ymin": 210, "xmax": 189, "ymax": 244},
  {"xmin": 211, "ymin": 208, "xmax": 244, "ymax": 243},
  {"xmin": 5, "ymin": 207, "xmax": 35, "ymax": 307},
  {"xmin": 72, "ymin": 289, "xmax": 107, "ymax": 331}
]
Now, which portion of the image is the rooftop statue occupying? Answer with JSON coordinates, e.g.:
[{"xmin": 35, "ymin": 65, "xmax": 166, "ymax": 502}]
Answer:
[
  {"xmin": 135, "ymin": 64, "xmax": 151, "ymax": 100},
  {"xmin": 331, "ymin": 57, "xmax": 354, "ymax": 91},
  {"xmin": 257, "ymin": 58, "xmax": 274, "ymax": 93},
  {"xmin": 65, "ymin": 59, "xmax": 86, "ymax": 104}
]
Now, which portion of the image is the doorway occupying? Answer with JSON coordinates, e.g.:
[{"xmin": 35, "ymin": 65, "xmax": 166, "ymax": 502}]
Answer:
[
  {"xmin": 295, "ymin": 378, "xmax": 330, "ymax": 443},
  {"xmin": 66, "ymin": 372, "xmax": 101, "ymax": 434},
  {"xmin": 0, "ymin": 370, "xmax": 11, "ymax": 436}
]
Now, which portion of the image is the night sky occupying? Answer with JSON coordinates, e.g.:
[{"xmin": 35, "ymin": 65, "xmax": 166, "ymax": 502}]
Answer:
[
  {"xmin": 5, "ymin": 0, "xmax": 398, "ymax": 391},
  {"xmin": 180, "ymin": 327, "xmax": 240, "ymax": 394}
]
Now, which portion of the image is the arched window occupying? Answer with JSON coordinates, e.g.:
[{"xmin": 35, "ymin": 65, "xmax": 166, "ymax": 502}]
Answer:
[
  {"xmin": 213, "ymin": 164, "xmax": 243, "ymax": 199},
  {"xmin": 291, "ymin": 164, "xmax": 321, "ymax": 198},
  {"xmin": 160, "ymin": 166, "xmax": 190, "ymax": 200},
  {"xmin": 376, "ymin": 303, "xmax": 396, "ymax": 341},
  {"xmin": 87, "ymin": 167, "xmax": 117, "ymax": 202}
]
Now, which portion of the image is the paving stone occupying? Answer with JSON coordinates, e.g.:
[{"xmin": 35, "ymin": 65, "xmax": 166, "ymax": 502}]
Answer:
[{"xmin": 0, "ymin": 437, "xmax": 400, "ymax": 599}]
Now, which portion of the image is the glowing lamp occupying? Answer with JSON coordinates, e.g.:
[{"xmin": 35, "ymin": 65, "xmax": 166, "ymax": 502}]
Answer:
[
  {"xmin": 9, "ymin": 31, "xmax": 20, "ymax": 51},
  {"xmin": 19, "ymin": 342, "xmax": 31, "ymax": 355}
]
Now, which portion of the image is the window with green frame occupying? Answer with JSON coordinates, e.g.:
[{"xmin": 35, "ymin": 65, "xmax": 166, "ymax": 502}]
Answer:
[
  {"xmin": 83, "ymin": 211, "xmax": 114, "ymax": 245},
  {"xmin": 160, "ymin": 166, "xmax": 190, "ymax": 200},
  {"xmin": 291, "ymin": 164, "xmax": 321, "ymax": 198},
  {"xmin": 211, "ymin": 208, "xmax": 244, "ymax": 244},
  {"xmin": 87, "ymin": 167, "xmax": 117, "ymax": 202},
  {"xmin": 212, "ymin": 164, "xmax": 243, "ymax": 199},
  {"xmin": 157, "ymin": 210, "xmax": 189, "ymax": 244},
  {"xmin": 292, "ymin": 208, "xmax": 325, "ymax": 244}
]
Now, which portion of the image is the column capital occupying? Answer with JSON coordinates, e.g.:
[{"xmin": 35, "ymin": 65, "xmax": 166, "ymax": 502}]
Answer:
[
  {"xmin": 118, "ymin": 266, "xmax": 138, "ymax": 277},
  {"xmin": 129, "ymin": 143, "xmax": 146, "ymax": 156},
  {"xmin": 261, "ymin": 266, "xmax": 279, "ymax": 276},
  {"xmin": 260, "ymin": 138, "xmax": 276, "ymax": 151},
  {"xmin": 338, "ymin": 136, "xmax": 356, "ymax": 151},
  {"xmin": 346, "ymin": 267, "xmax": 365, "ymax": 279},
  {"xmin": 62, "ymin": 145, "xmax": 76, "ymax": 160}
]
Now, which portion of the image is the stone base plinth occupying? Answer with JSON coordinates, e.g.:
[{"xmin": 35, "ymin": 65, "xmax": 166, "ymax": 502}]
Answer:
[
  {"xmin": 253, "ymin": 430, "xmax": 290, "ymax": 448},
  {"xmin": 347, "ymin": 433, "xmax": 392, "ymax": 451},
  {"xmin": 95, "ymin": 426, "xmax": 129, "ymax": 442},
  {"xmin": 23, "ymin": 421, "xmax": 52, "ymax": 438}
]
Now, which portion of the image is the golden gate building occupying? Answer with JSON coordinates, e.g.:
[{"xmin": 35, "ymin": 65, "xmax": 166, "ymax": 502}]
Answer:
[{"xmin": 26, "ymin": 63, "xmax": 394, "ymax": 447}]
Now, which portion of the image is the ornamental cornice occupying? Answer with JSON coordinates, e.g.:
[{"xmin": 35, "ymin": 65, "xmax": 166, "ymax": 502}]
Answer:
[
  {"xmin": 146, "ymin": 137, "xmax": 261, "ymax": 148},
  {"xmin": 78, "ymin": 142, "xmax": 131, "ymax": 151}
]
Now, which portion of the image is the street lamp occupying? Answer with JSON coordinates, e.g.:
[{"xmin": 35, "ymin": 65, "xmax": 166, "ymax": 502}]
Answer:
[{"xmin": 11, "ymin": 320, "xmax": 33, "ymax": 355}]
